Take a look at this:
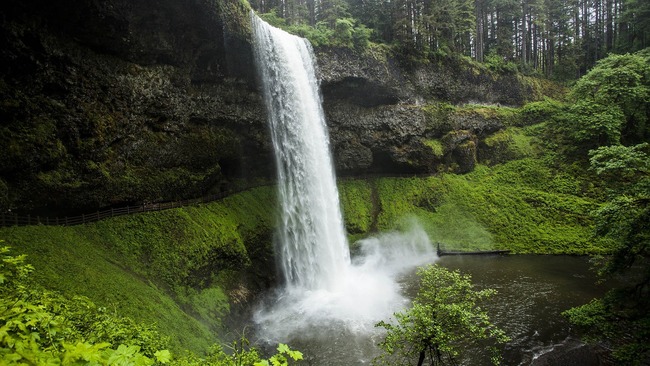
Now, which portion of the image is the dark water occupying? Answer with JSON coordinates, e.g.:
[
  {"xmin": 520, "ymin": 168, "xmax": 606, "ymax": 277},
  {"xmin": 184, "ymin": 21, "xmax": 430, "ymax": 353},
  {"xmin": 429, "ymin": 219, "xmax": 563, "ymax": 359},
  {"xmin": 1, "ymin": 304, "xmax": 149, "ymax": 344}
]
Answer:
[
  {"xmin": 437, "ymin": 255, "xmax": 606, "ymax": 365},
  {"xmin": 252, "ymin": 255, "xmax": 607, "ymax": 365}
]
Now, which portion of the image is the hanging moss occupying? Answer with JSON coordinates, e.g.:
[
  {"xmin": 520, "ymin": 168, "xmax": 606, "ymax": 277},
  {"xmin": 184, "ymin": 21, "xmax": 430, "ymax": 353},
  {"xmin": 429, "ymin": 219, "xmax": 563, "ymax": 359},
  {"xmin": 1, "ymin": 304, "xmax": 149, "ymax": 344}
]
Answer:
[{"xmin": 338, "ymin": 179, "xmax": 373, "ymax": 236}]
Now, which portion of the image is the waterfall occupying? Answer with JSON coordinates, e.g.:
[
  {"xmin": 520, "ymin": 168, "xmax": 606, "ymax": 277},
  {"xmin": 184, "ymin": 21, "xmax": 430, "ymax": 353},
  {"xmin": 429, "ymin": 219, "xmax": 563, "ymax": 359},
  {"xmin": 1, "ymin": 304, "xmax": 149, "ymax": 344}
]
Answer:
[
  {"xmin": 250, "ymin": 13, "xmax": 436, "ymax": 348},
  {"xmin": 251, "ymin": 13, "xmax": 350, "ymax": 291}
]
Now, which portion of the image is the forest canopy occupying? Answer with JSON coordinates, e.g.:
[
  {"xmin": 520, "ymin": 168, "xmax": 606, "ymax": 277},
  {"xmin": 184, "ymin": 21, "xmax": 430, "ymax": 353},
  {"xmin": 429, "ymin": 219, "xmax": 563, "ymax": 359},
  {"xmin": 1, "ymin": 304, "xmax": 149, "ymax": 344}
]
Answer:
[{"xmin": 250, "ymin": 0, "xmax": 650, "ymax": 79}]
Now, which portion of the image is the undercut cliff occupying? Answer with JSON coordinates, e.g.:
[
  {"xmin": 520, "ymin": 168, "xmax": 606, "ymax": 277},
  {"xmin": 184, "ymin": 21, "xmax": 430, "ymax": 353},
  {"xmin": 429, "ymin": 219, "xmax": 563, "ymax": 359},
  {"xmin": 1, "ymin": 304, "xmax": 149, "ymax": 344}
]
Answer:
[{"xmin": 0, "ymin": 0, "xmax": 552, "ymax": 213}]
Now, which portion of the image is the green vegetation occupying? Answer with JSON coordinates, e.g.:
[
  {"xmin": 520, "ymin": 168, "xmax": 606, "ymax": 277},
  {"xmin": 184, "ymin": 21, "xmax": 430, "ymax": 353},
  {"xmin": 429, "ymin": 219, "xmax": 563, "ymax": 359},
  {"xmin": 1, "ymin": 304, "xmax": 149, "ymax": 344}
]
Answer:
[
  {"xmin": 374, "ymin": 265, "xmax": 509, "ymax": 366},
  {"xmin": 0, "ymin": 245, "xmax": 171, "ymax": 365},
  {"xmin": 338, "ymin": 156, "xmax": 606, "ymax": 254},
  {"xmin": 482, "ymin": 127, "xmax": 535, "ymax": 163},
  {"xmin": 250, "ymin": 0, "xmax": 649, "ymax": 78},
  {"xmin": 338, "ymin": 179, "xmax": 374, "ymax": 239},
  {"xmin": 562, "ymin": 157, "xmax": 649, "ymax": 363},
  {"xmin": 423, "ymin": 139, "xmax": 444, "ymax": 158},
  {"xmin": 258, "ymin": 10, "xmax": 372, "ymax": 49},
  {"xmin": 1, "ymin": 244, "xmax": 303, "ymax": 365},
  {"xmin": 543, "ymin": 51, "xmax": 650, "ymax": 162},
  {"xmin": 0, "ymin": 186, "xmax": 276, "ymax": 353},
  {"xmin": 455, "ymin": 104, "xmax": 520, "ymax": 126},
  {"xmin": 528, "ymin": 50, "xmax": 650, "ymax": 364}
]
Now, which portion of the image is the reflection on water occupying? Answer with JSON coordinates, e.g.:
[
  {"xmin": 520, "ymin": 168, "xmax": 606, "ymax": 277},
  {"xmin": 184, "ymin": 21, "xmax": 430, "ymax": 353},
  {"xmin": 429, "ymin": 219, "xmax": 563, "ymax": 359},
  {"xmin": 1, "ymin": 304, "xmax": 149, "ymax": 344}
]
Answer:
[{"xmin": 252, "ymin": 255, "xmax": 606, "ymax": 365}]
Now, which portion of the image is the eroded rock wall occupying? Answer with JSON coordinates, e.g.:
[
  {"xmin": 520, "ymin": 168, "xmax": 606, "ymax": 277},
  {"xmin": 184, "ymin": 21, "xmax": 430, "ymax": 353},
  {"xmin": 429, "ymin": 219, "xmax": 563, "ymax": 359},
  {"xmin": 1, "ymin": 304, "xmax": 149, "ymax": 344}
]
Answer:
[
  {"xmin": 316, "ymin": 46, "xmax": 522, "ymax": 175},
  {"xmin": 0, "ymin": 0, "xmax": 538, "ymax": 213},
  {"xmin": 0, "ymin": 0, "xmax": 270, "ymax": 213}
]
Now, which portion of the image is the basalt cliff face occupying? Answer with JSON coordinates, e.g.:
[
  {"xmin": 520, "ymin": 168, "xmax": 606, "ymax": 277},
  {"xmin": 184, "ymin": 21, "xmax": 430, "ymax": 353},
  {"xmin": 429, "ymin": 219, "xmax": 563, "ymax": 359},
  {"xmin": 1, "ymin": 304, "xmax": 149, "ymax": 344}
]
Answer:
[
  {"xmin": 1, "ymin": 0, "xmax": 268, "ymax": 213},
  {"xmin": 1, "ymin": 0, "xmax": 535, "ymax": 213},
  {"xmin": 317, "ymin": 46, "xmax": 535, "ymax": 176}
]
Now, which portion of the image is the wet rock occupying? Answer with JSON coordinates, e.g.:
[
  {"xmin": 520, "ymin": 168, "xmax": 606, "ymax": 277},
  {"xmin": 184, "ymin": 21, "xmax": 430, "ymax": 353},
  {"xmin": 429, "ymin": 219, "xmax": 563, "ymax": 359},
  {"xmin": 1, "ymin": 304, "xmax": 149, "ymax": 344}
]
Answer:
[
  {"xmin": 0, "ymin": 0, "xmax": 267, "ymax": 213},
  {"xmin": 442, "ymin": 130, "xmax": 478, "ymax": 173},
  {"xmin": 316, "ymin": 46, "xmax": 533, "ymax": 106},
  {"xmin": 449, "ymin": 111, "xmax": 504, "ymax": 135},
  {"xmin": 326, "ymin": 101, "xmax": 437, "ymax": 174}
]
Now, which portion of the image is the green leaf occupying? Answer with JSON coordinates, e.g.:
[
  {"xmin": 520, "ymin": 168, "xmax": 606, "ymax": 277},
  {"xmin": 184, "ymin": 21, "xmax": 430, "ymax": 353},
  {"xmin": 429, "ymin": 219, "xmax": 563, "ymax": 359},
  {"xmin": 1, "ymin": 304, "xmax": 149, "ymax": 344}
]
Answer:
[
  {"xmin": 107, "ymin": 344, "xmax": 141, "ymax": 365},
  {"xmin": 287, "ymin": 350, "xmax": 303, "ymax": 361},
  {"xmin": 277, "ymin": 343, "xmax": 290, "ymax": 354},
  {"xmin": 154, "ymin": 349, "xmax": 172, "ymax": 364}
]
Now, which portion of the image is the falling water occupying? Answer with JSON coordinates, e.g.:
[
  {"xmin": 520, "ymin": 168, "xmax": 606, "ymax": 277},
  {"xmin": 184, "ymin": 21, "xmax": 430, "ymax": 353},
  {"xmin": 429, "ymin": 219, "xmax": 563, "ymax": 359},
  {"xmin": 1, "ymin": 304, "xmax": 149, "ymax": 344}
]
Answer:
[
  {"xmin": 251, "ymin": 12, "xmax": 350, "ymax": 291},
  {"xmin": 250, "ymin": 13, "xmax": 437, "ymax": 355}
]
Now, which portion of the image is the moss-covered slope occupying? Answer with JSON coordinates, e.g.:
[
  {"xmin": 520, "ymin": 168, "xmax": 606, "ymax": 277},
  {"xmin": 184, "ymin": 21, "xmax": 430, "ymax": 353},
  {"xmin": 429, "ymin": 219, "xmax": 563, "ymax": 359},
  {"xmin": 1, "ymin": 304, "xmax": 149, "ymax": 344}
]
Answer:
[
  {"xmin": 339, "ymin": 161, "xmax": 609, "ymax": 254},
  {"xmin": 0, "ymin": 186, "xmax": 276, "ymax": 353}
]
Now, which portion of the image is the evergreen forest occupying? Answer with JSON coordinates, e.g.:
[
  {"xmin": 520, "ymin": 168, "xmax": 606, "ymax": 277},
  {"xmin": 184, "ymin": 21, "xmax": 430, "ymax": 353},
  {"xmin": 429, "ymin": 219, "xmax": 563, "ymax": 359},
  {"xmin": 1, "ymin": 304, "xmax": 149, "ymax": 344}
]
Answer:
[{"xmin": 251, "ymin": 0, "xmax": 649, "ymax": 78}]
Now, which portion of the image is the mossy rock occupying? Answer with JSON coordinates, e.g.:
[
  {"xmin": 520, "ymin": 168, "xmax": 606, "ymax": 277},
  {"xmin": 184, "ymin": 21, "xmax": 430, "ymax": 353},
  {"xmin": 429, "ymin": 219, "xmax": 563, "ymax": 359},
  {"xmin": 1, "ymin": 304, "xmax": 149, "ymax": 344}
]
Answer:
[{"xmin": 479, "ymin": 127, "xmax": 535, "ymax": 165}]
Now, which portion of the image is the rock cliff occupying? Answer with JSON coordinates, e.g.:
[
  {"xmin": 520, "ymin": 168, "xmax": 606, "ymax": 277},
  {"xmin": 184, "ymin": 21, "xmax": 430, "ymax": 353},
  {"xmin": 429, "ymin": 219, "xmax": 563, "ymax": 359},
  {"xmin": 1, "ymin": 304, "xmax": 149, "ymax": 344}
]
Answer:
[
  {"xmin": 0, "ymin": 0, "xmax": 540, "ymax": 213},
  {"xmin": 1, "ymin": 0, "xmax": 269, "ymax": 213},
  {"xmin": 317, "ymin": 46, "xmax": 535, "ymax": 175}
]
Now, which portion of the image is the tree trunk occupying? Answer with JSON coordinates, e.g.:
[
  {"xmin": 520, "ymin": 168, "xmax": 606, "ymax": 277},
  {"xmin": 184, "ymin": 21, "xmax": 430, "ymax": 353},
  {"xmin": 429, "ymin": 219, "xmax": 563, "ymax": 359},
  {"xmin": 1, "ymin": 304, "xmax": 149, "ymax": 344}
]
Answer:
[
  {"xmin": 521, "ymin": 0, "xmax": 528, "ymax": 64},
  {"xmin": 476, "ymin": 0, "xmax": 484, "ymax": 61},
  {"xmin": 606, "ymin": 0, "xmax": 613, "ymax": 51},
  {"xmin": 418, "ymin": 349, "xmax": 426, "ymax": 366}
]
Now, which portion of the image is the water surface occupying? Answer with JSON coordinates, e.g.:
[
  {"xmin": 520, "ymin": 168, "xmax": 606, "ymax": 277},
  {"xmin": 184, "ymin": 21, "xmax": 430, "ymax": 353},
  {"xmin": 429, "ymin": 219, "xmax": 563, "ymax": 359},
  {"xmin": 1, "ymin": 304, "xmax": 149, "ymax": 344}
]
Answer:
[{"xmin": 253, "ymin": 255, "xmax": 606, "ymax": 365}]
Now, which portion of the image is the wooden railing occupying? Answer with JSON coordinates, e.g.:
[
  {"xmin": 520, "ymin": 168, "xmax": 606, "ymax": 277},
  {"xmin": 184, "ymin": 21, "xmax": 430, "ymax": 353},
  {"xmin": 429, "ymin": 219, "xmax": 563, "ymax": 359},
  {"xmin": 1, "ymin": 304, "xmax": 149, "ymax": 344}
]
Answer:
[
  {"xmin": 0, "ymin": 173, "xmax": 430, "ymax": 228},
  {"xmin": 0, "ymin": 182, "xmax": 273, "ymax": 228}
]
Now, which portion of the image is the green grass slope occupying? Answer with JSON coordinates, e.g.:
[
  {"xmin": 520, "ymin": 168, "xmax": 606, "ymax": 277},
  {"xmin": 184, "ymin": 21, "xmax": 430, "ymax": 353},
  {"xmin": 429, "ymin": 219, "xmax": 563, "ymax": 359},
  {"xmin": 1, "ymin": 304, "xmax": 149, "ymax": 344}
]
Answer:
[
  {"xmin": 0, "ymin": 186, "xmax": 276, "ymax": 353},
  {"xmin": 339, "ymin": 160, "xmax": 611, "ymax": 254}
]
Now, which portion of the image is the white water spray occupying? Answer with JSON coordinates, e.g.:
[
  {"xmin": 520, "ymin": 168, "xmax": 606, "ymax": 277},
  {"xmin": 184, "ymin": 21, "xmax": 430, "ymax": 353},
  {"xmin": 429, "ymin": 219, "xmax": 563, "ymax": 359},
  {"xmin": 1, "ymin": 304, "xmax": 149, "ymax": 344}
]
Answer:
[{"xmin": 250, "ymin": 13, "xmax": 437, "ymax": 344}]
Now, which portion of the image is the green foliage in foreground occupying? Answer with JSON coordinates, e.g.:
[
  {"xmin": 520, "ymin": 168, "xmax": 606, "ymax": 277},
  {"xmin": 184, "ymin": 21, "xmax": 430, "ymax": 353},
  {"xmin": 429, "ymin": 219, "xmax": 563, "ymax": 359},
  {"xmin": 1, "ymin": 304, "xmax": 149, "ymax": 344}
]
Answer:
[
  {"xmin": 171, "ymin": 338, "xmax": 302, "ymax": 366},
  {"xmin": 0, "ymin": 186, "xmax": 276, "ymax": 353},
  {"xmin": 0, "ymin": 225, "xmax": 215, "ymax": 353},
  {"xmin": 374, "ymin": 265, "xmax": 509, "ymax": 366},
  {"xmin": 0, "ymin": 245, "xmax": 172, "ymax": 365},
  {"xmin": 0, "ymin": 244, "xmax": 302, "ymax": 366}
]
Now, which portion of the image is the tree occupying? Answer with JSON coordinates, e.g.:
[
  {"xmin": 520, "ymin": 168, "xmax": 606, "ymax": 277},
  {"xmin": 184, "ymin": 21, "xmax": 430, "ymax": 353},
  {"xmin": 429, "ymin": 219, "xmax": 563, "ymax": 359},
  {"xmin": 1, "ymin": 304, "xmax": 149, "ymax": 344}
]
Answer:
[
  {"xmin": 563, "ymin": 145, "xmax": 650, "ymax": 364},
  {"xmin": 374, "ymin": 265, "xmax": 509, "ymax": 366},
  {"xmin": 250, "ymin": 0, "xmax": 646, "ymax": 77},
  {"xmin": 544, "ymin": 50, "xmax": 649, "ymax": 161},
  {"xmin": 571, "ymin": 51, "xmax": 650, "ymax": 144},
  {"xmin": 589, "ymin": 143, "xmax": 650, "ymax": 182}
]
